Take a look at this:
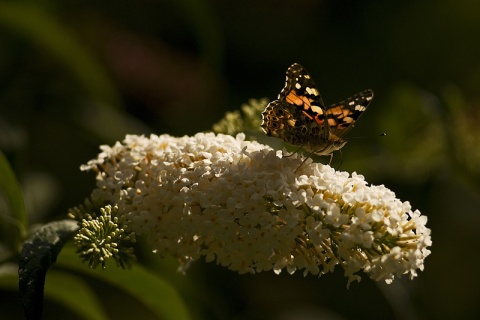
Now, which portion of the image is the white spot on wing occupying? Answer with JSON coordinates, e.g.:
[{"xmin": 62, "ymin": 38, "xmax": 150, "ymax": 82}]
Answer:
[
  {"xmin": 355, "ymin": 105, "xmax": 366, "ymax": 111},
  {"xmin": 311, "ymin": 105, "xmax": 324, "ymax": 114},
  {"xmin": 305, "ymin": 87, "xmax": 320, "ymax": 96}
]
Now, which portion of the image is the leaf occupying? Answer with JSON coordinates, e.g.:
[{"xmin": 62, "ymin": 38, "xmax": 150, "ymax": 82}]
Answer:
[
  {"xmin": 57, "ymin": 246, "xmax": 192, "ymax": 320},
  {"xmin": 0, "ymin": 150, "xmax": 27, "ymax": 251},
  {"xmin": 0, "ymin": 2, "xmax": 121, "ymax": 106},
  {"xmin": 0, "ymin": 3, "xmax": 153, "ymax": 141},
  {"xmin": 44, "ymin": 270, "xmax": 109, "ymax": 320},
  {"xmin": 18, "ymin": 220, "xmax": 79, "ymax": 320}
]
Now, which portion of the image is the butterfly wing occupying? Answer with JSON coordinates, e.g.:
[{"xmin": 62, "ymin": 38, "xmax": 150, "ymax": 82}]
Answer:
[
  {"xmin": 261, "ymin": 100, "xmax": 295, "ymax": 138},
  {"xmin": 279, "ymin": 63, "xmax": 326, "ymax": 115},
  {"xmin": 324, "ymin": 89, "xmax": 374, "ymax": 139}
]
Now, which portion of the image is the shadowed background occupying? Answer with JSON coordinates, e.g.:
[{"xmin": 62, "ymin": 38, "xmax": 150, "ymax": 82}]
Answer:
[{"xmin": 1, "ymin": 0, "xmax": 479, "ymax": 319}]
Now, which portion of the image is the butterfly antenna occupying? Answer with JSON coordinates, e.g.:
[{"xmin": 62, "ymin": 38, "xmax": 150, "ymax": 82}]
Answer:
[
  {"xmin": 282, "ymin": 145, "xmax": 304, "ymax": 158},
  {"xmin": 347, "ymin": 133, "xmax": 386, "ymax": 140}
]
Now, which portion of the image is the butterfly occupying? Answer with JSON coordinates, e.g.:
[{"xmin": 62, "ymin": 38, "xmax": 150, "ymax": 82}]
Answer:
[{"xmin": 261, "ymin": 63, "xmax": 373, "ymax": 164}]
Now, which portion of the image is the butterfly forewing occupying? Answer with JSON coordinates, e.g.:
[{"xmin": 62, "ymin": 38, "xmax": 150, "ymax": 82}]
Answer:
[{"xmin": 279, "ymin": 63, "xmax": 326, "ymax": 112}]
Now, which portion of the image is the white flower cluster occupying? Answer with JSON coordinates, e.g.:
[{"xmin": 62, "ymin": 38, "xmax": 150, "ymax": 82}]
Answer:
[{"xmin": 80, "ymin": 132, "xmax": 431, "ymax": 285}]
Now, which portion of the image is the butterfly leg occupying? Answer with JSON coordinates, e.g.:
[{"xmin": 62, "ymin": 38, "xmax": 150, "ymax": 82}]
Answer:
[
  {"xmin": 327, "ymin": 153, "xmax": 333, "ymax": 165},
  {"xmin": 293, "ymin": 149, "xmax": 318, "ymax": 173}
]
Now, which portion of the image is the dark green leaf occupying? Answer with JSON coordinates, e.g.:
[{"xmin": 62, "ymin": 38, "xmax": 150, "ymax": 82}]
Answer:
[
  {"xmin": 0, "ymin": 2, "xmax": 121, "ymax": 106},
  {"xmin": 44, "ymin": 270, "xmax": 108, "ymax": 320},
  {"xmin": 57, "ymin": 246, "xmax": 192, "ymax": 320},
  {"xmin": 0, "ymin": 150, "xmax": 27, "ymax": 251}
]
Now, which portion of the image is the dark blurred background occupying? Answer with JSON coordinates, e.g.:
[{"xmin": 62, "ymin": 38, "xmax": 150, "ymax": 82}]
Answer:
[{"xmin": 1, "ymin": 0, "xmax": 480, "ymax": 319}]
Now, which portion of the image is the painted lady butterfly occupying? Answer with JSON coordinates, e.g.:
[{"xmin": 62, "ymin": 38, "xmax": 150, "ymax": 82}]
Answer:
[{"xmin": 261, "ymin": 63, "xmax": 373, "ymax": 162}]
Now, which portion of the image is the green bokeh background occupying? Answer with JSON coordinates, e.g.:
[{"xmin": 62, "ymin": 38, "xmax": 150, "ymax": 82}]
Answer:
[{"xmin": 1, "ymin": 0, "xmax": 479, "ymax": 319}]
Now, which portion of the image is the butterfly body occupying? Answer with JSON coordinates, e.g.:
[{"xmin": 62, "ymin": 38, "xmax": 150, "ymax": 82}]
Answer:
[{"xmin": 261, "ymin": 63, "xmax": 373, "ymax": 157}]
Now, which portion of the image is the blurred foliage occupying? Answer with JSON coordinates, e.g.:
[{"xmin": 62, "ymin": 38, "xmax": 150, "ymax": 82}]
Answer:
[
  {"xmin": 212, "ymin": 97, "xmax": 267, "ymax": 139},
  {"xmin": 0, "ymin": 150, "xmax": 27, "ymax": 252},
  {"xmin": 1, "ymin": 0, "xmax": 480, "ymax": 319}
]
